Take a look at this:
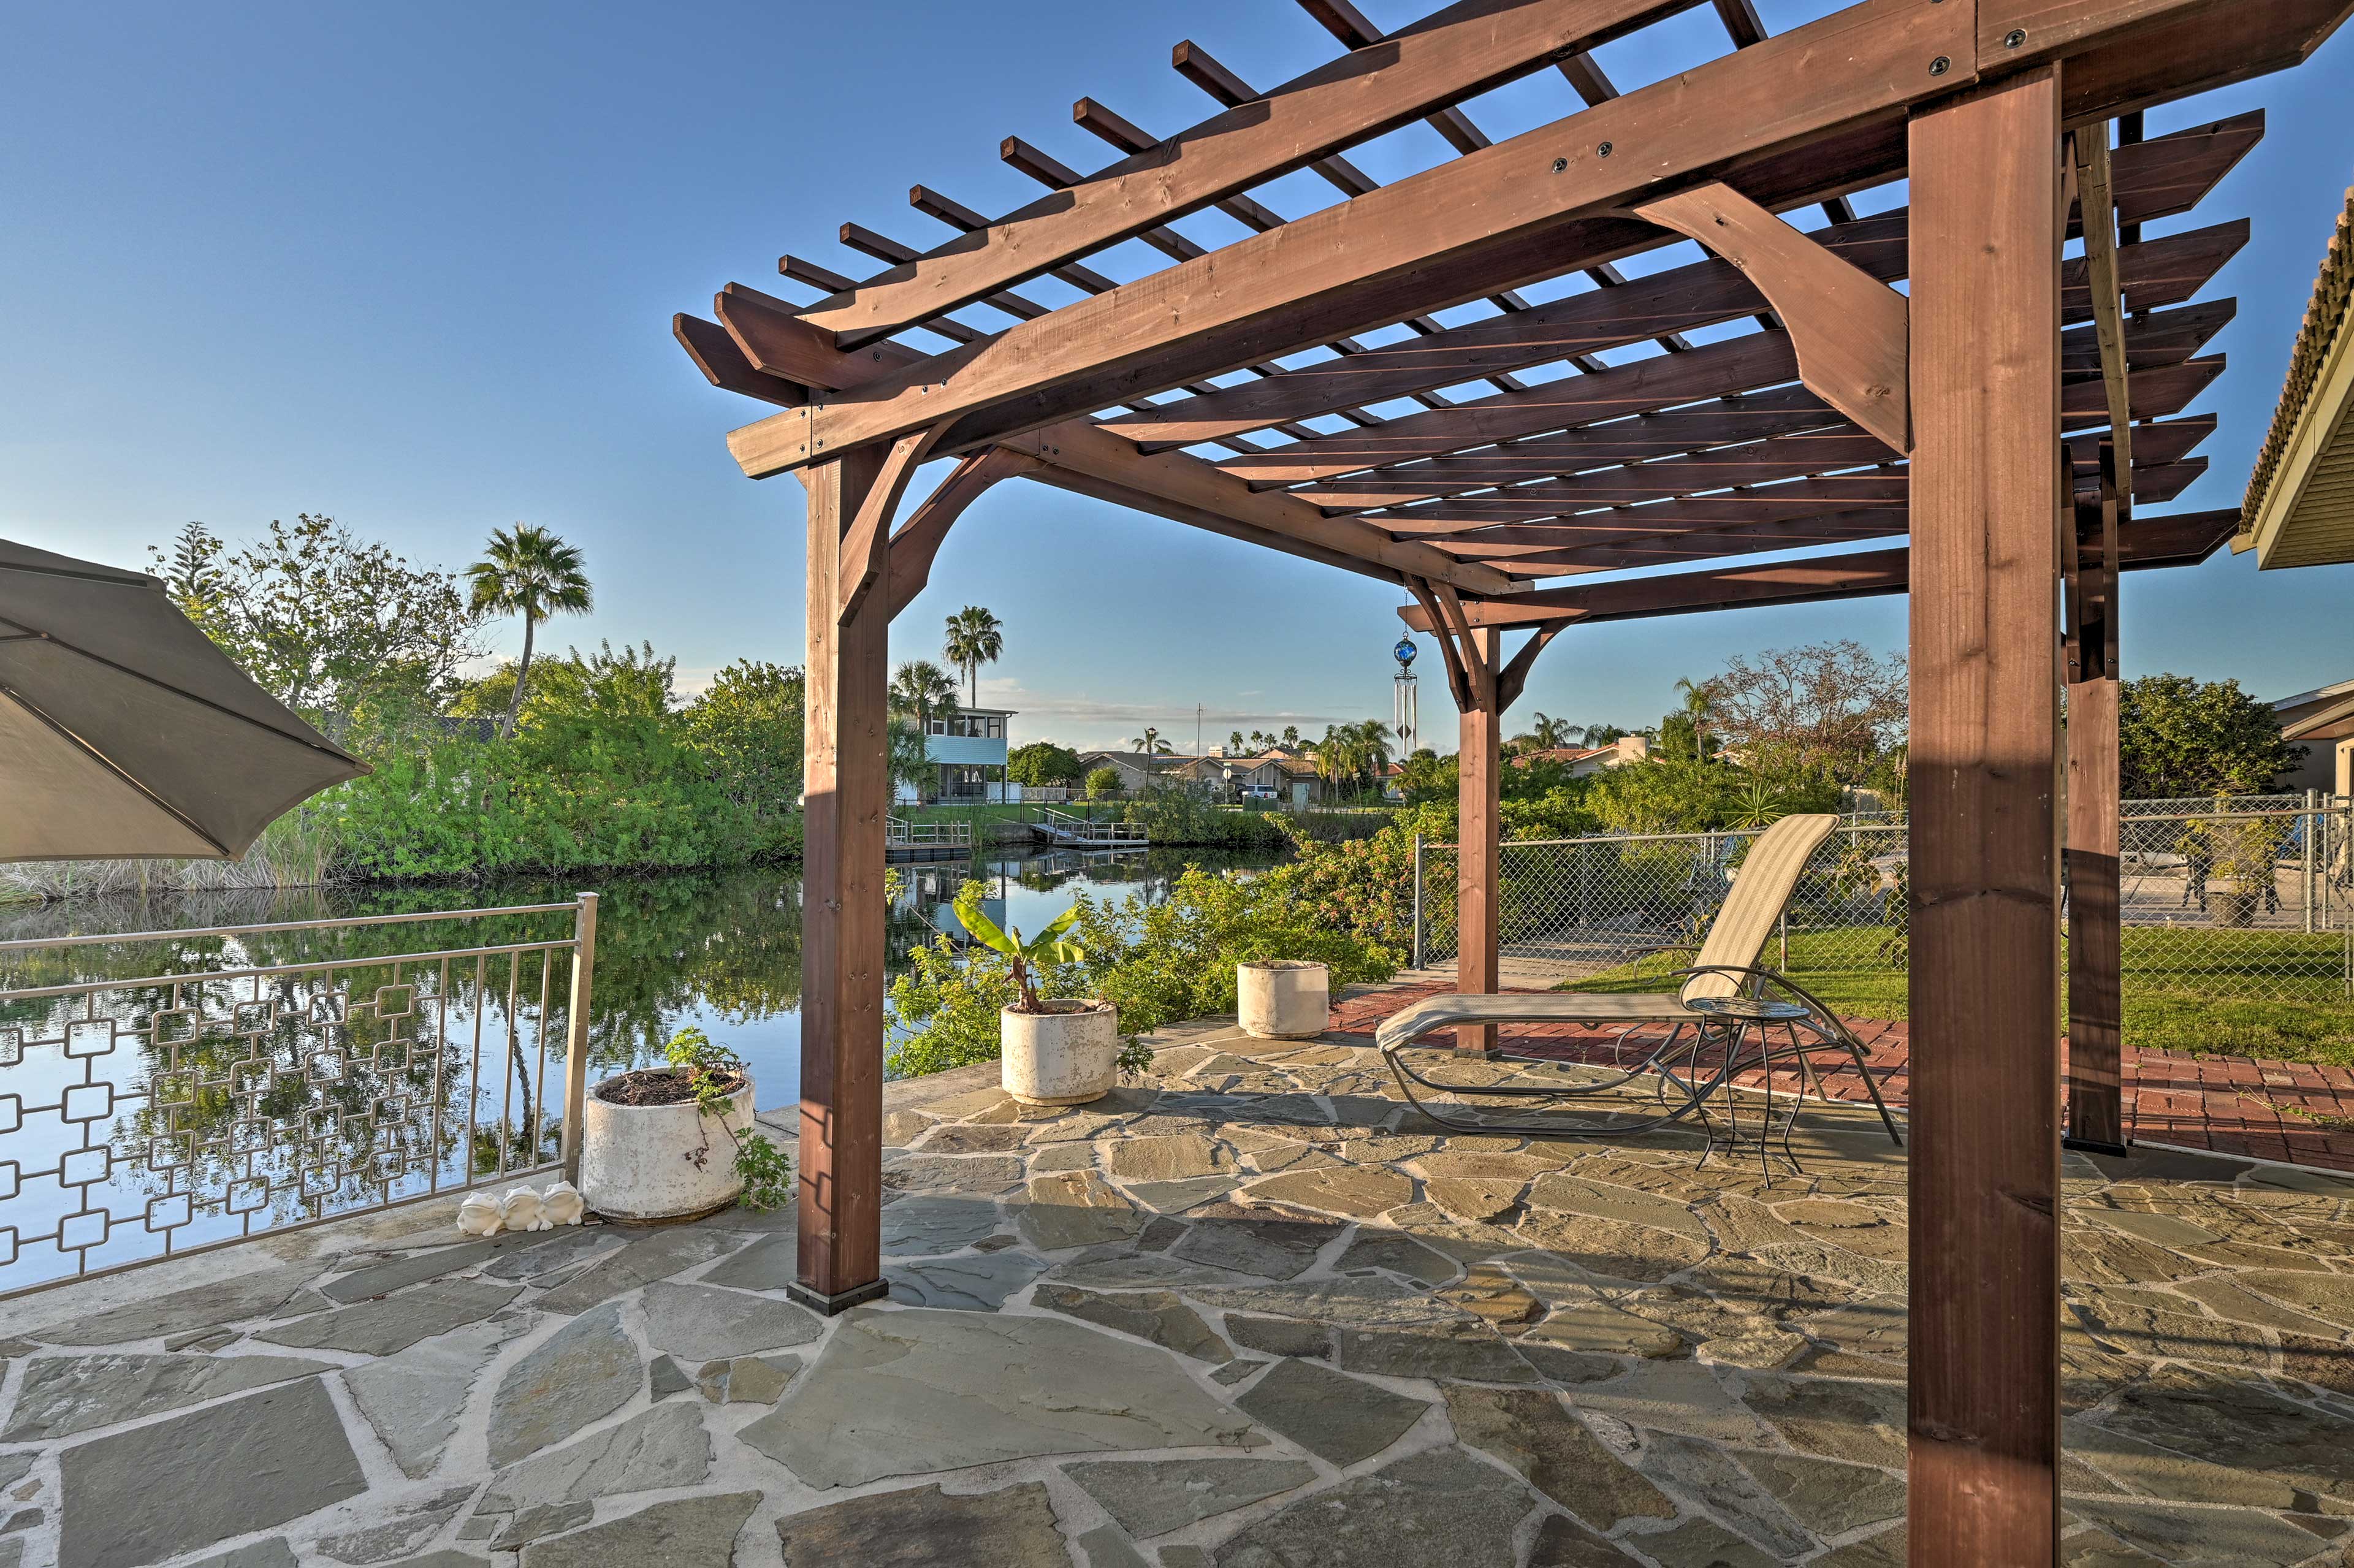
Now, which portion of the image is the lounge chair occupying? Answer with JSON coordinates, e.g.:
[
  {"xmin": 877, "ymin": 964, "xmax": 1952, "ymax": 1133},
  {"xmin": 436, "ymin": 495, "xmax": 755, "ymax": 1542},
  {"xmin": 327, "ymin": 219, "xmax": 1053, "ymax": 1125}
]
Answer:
[{"xmin": 1376, "ymin": 812, "xmax": 1903, "ymax": 1144}]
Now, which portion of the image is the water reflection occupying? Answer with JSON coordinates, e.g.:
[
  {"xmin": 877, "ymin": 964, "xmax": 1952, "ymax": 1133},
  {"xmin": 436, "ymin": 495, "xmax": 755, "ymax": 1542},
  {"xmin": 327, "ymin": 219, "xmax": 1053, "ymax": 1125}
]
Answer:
[{"xmin": 0, "ymin": 847, "xmax": 1274, "ymax": 1293}]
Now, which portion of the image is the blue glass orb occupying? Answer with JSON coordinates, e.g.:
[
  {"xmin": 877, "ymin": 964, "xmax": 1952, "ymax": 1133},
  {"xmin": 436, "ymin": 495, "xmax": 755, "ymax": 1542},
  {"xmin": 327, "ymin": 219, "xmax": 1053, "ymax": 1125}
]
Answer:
[{"xmin": 1392, "ymin": 638, "xmax": 1419, "ymax": 668}]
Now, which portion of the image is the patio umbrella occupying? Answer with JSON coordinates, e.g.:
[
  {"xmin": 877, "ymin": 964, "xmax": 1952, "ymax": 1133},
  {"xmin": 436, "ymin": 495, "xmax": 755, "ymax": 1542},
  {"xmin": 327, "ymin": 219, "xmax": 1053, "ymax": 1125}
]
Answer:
[{"xmin": 0, "ymin": 537, "xmax": 367, "ymax": 861}]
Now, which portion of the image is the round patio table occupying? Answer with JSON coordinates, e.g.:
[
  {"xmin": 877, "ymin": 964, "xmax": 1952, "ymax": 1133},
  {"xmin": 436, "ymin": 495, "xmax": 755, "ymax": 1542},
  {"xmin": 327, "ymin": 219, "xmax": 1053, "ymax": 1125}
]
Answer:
[{"xmin": 1677, "ymin": 993, "xmax": 1819, "ymax": 1183}]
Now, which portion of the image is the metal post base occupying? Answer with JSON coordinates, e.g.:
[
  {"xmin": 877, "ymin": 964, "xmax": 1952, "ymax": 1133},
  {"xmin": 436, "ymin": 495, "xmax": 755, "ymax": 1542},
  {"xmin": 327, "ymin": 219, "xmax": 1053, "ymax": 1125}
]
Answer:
[
  {"xmin": 788, "ymin": 1277, "xmax": 889, "ymax": 1316},
  {"xmin": 2062, "ymin": 1135, "xmax": 2131, "ymax": 1158}
]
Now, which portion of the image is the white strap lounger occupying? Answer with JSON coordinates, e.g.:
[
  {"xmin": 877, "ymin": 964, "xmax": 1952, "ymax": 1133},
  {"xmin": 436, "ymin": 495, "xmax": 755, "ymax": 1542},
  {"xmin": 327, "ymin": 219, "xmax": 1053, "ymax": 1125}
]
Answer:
[{"xmin": 1376, "ymin": 813, "xmax": 1903, "ymax": 1144}]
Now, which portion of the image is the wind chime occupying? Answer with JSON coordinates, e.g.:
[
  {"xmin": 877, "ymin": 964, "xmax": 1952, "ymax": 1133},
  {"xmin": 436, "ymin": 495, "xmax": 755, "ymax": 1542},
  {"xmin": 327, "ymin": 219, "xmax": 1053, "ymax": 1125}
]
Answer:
[{"xmin": 1392, "ymin": 637, "xmax": 1419, "ymax": 755}]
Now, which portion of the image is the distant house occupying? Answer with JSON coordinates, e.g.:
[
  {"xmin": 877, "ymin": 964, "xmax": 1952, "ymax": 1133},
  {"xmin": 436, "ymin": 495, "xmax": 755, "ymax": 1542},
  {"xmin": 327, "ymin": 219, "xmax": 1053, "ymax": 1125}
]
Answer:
[
  {"xmin": 1514, "ymin": 734, "xmax": 1651, "ymax": 777},
  {"xmin": 1075, "ymin": 750, "xmax": 1192, "ymax": 793},
  {"xmin": 2272, "ymin": 680, "xmax": 2354, "ymax": 796},
  {"xmin": 1175, "ymin": 750, "xmax": 1328, "ymax": 805},
  {"xmin": 905, "ymin": 707, "xmax": 1016, "ymax": 802}
]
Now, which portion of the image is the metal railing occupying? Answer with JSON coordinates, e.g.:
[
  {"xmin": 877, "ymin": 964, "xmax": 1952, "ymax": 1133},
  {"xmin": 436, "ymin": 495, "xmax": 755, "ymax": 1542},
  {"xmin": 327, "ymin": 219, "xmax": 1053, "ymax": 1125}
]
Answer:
[
  {"xmin": 1038, "ymin": 808, "xmax": 1149, "ymax": 846},
  {"xmin": 1414, "ymin": 796, "xmax": 2354, "ymax": 1054},
  {"xmin": 886, "ymin": 816, "xmax": 974, "ymax": 850},
  {"xmin": 0, "ymin": 895, "xmax": 598, "ymax": 1301}
]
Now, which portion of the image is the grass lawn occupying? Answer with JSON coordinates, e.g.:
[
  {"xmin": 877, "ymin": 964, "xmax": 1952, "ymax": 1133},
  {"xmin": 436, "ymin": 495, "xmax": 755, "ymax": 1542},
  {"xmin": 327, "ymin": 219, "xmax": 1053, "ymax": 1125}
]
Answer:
[{"xmin": 1561, "ymin": 924, "xmax": 2354, "ymax": 1068}]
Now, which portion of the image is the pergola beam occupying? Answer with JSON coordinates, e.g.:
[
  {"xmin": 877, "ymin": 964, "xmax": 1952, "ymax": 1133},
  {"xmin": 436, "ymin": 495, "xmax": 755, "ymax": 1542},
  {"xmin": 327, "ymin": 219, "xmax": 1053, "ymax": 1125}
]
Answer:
[
  {"xmin": 1393, "ymin": 509, "xmax": 2237, "ymax": 627},
  {"xmin": 1289, "ymin": 311, "xmax": 2226, "ymax": 512},
  {"xmin": 1108, "ymin": 116, "xmax": 2254, "ymax": 450},
  {"xmin": 681, "ymin": 299, "xmax": 1510, "ymax": 593},
  {"xmin": 784, "ymin": 0, "xmax": 1704, "ymax": 346},
  {"xmin": 728, "ymin": 0, "xmax": 2327, "ymax": 473}
]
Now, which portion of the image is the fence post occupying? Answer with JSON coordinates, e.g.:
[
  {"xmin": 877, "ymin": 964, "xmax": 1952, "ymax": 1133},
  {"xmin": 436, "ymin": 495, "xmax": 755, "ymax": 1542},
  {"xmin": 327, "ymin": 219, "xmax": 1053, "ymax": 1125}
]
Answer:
[
  {"xmin": 560, "ymin": 892, "xmax": 600, "ymax": 1186},
  {"xmin": 1411, "ymin": 835, "xmax": 1425, "ymax": 970},
  {"xmin": 2306, "ymin": 790, "xmax": 2318, "ymax": 935}
]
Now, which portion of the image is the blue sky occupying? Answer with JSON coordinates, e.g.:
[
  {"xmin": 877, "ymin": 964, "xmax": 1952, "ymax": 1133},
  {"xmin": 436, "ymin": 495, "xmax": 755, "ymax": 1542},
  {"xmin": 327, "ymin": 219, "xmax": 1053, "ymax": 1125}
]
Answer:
[{"xmin": 5, "ymin": 1, "xmax": 2350, "ymax": 755}]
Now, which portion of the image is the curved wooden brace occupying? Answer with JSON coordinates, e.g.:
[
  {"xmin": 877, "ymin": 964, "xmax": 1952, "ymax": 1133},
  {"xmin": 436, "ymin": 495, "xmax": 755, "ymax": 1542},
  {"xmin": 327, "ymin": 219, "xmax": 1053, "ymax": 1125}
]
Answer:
[
  {"xmin": 881, "ymin": 446, "xmax": 1034, "ymax": 622},
  {"xmin": 1495, "ymin": 620, "xmax": 1574, "ymax": 713},
  {"xmin": 837, "ymin": 422, "xmax": 948, "ymax": 625},
  {"xmin": 1635, "ymin": 181, "xmax": 1912, "ymax": 455}
]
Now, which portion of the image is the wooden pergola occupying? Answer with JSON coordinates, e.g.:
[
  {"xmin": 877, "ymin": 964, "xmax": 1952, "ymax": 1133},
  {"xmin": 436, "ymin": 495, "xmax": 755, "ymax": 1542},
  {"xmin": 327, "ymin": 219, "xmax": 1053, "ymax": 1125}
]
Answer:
[{"xmin": 672, "ymin": 2, "xmax": 2349, "ymax": 1560}]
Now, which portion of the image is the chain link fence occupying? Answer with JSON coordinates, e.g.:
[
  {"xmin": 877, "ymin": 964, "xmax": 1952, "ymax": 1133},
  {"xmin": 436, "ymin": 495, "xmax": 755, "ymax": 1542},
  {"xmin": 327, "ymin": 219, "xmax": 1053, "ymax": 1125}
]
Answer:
[{"xmin": 1414, "ymin": 795, "xmax": 2354, "ymax": 1060}]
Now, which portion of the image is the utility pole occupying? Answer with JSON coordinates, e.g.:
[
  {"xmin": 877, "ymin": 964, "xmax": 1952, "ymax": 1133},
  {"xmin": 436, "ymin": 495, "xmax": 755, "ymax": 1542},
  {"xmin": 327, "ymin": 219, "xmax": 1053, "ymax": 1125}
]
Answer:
[{"xmin": 1197, "ymin": 704, "xmax": 1203, "ymax": 756}]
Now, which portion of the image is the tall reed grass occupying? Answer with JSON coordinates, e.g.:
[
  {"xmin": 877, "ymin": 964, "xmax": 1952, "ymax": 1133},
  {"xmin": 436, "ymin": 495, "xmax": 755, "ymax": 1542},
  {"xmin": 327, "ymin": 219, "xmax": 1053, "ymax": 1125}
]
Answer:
[{"xmin": 0, "ymin": 810, "xmax": 341, "ymax": 904}]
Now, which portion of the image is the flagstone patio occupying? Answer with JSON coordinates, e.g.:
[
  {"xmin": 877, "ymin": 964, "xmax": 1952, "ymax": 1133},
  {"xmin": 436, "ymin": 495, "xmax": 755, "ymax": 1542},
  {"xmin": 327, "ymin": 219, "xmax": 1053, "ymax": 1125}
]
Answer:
[{"xmin": 3, "ymin": 1001, "xmax": 2353, "ymax": 1567}]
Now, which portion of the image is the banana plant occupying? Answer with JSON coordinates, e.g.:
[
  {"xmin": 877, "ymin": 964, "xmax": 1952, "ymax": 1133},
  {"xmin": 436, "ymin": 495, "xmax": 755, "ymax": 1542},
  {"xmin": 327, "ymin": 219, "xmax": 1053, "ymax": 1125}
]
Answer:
[{"xmin": 953, "ymin": 889, "xmax": 1087, "ymax": 1013}]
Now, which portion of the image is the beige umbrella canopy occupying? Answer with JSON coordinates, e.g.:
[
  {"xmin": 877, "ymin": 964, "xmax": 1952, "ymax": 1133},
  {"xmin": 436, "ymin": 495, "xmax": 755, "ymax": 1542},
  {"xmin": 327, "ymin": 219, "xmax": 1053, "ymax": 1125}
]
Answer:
[{"xmin": 0, "ymin": 538, "xmax": 367, "ymax": 862}]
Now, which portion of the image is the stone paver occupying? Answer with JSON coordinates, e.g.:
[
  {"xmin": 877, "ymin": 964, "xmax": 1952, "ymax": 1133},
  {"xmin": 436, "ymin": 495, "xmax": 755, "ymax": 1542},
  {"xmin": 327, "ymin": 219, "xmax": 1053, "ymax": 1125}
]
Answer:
[
  {"xmin": 739, "ymin": 1307, "xmax": 1254, "ymax": 1487},
  {"xmin": 3, "ymin": 1351, "xmax": 336, "ymax": 1441},
  {"xmin": 57, "ymin": 1379, "xmax": 364, "ymax": 1568},
  {"xmin": 486, "ymin": 1303, "xmax": 642, "ymax": 1466},
  {"xmin": 641, "ymin": 1281, "xmax": 822, "ymax": 1361},
  {"xmin": 9, "ymin": 1013, "xmax": 2353, "ymax": 1567},
  {"xmin": 1234, "ymin": 1355, "xmax": 1429, "ymax": 1466},
  {"xmin": 257, "ymin": 1279, "xmax": 522, "ymax": 1357},
  {"xmin": 774, "ymin": 1480, "xmax": 1068, "ymax": 1566},
  {"xmin": 519, "ymin": 1491, "xmax": 758, "ymax": 1567}
]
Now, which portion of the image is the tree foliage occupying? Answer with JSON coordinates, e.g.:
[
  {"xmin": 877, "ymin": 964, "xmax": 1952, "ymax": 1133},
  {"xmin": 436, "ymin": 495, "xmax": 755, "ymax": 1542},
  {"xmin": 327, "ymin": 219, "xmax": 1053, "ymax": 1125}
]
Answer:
[
  {"xmin": 942, "ymin": 605, "xmax": 1003, "ymax": 708},
  {"xmin": 151, "ymin": 516, "xmax": 481, "ymax": 740},
  {"xmin": 1007, "ymin": 741, "xmax": 1085, "ymax": 788},
  {"xmin": 465, "ymin": 523, "xmax": 593, "ymax": 735},
  {"xmin": 1702, "ymin": 639, "xmax": 1906, "ymax": 784},
  {"xmin": 2118, "ymin": 674, "xmax": 2302, "ymax": 798}
]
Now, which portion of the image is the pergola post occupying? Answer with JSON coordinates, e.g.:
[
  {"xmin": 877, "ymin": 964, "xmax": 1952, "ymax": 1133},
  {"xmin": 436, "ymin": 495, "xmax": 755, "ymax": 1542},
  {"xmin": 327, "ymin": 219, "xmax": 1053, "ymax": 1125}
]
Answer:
[
  {"xmin": 1905, "ymin": 64, "xmax": 2066, "ymax": 1567},
  {"xmin": 1457, "ymin": 628, "xmax": 1501, "ymax": 1051},
  {"xmin": 2066, "ymin": 446, "xmax": 2127, "ymax": 1153},
  {"xmin": 793, "ymin": 447, "xmax": 896, "ymax": 1315},
  {"xmin": 2066, "ymin": 677, "xmax": 2125, "ymax": 1149}
]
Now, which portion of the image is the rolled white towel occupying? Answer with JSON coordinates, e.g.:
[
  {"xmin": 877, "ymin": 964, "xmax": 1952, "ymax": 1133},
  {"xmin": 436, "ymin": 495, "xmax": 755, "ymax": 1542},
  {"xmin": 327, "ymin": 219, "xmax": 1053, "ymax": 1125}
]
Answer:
[
  {"xmin": 540, "ymin": 1181, "xmax": 585, "ymax": 1226},
  {"xmin": 457, "ymin": 1192, "xmax": 503, "ymax": 1236},
  {"xmin": 499, "ymin": 1186, "xmax": 547, "ymax": 1233}
]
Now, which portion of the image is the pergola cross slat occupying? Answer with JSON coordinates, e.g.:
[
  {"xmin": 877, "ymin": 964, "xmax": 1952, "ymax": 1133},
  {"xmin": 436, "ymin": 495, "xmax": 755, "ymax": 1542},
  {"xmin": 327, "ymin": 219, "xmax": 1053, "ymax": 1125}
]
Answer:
[{"xmin": 671, "ymin": 3, "xmax": 2351, "ymax": 1561}]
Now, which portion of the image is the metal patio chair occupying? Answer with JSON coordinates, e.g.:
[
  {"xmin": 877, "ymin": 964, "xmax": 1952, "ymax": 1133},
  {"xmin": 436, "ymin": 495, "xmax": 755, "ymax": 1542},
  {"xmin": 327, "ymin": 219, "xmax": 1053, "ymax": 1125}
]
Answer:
[{"xmin": 1376, "ymin": 812, "xmax": 1904, "ymax": 1146}]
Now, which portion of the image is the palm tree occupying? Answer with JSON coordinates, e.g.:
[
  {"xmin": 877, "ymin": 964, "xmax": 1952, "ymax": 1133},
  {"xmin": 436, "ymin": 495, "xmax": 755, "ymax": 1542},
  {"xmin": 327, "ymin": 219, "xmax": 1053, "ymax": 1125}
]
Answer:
[
  {"xmin": 1228, "ymin": 729, "xmax": 1246, "ymax": 753},
  {"xmin": 889, "ymin": 661, "xmax": 961, "ymax": 796},
  {"xmin": 1674, "ymin": 676, "xmax": 1717, "ymax": 763},
  {"xmin": 466, "ymin": 524, "xmax": 593, "ymax": 736},
  {"xmin": 1127, "ymin": 726, "xmax": 1172, "ymax": 755},
  {"xmin": 942, "ymin": 606, "xmax": 1004, "ymax": 707},
  {"xmin": 1527, "ymin": 712, "xmax": 1583, "ymax": 751}
]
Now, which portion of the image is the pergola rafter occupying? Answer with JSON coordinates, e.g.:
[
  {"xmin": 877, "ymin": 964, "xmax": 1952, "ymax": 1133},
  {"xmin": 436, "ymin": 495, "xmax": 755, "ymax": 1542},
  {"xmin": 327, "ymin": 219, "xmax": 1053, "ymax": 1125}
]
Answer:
[{"xmin": 672, "ymin": 2, "xmax": 2352, "ymax": 1561}]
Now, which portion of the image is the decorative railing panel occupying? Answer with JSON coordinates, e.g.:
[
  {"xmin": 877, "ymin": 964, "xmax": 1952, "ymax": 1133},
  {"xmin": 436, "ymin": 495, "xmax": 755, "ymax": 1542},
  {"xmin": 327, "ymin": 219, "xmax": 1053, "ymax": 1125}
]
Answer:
[{"xmin": 0, "ymin": 897, "xmax": 596, "ymax": 1300}]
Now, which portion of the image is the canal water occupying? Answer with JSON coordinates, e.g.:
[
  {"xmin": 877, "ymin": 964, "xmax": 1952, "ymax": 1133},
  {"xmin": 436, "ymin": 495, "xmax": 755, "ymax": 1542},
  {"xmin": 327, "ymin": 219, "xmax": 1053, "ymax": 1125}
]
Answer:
[{"xmin": 0, "ymin": 848, "xmax": 1278, "ymax": 1293}]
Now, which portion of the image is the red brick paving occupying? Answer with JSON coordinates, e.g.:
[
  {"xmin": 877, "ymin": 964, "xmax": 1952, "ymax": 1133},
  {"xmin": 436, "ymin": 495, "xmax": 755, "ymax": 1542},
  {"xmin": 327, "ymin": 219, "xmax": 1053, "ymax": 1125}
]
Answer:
[{"xmin": 1327, "ymin": 983, "xmax": 2354, "ymax": 1174}]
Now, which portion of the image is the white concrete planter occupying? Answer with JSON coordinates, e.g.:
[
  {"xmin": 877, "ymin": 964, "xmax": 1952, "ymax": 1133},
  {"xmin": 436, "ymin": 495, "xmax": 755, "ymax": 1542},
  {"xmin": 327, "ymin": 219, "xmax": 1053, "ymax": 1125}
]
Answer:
[
  {"xmin": 1001, "ymin": 999, "xmax": 1118, "ymax": 1105},
  {"xmin": 1238, "ymin": 959, "xmax": 1330, "ymax": 1040},
  {"xmin": 579, "ymin": 1070, "xmax": 755, "ymax": 1222}
]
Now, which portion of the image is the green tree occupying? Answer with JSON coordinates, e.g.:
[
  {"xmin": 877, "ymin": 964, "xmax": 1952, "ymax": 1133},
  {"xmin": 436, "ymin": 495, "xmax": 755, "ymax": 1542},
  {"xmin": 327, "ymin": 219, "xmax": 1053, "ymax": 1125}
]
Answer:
[
  {"xmin": 2118, "ymin": 674, "xmax": 2302, "ymax": 798},
  {"xmin": 1007, "ymin": 741, "xmax": 1084, "ymax": 788},
  {"xmin": 889, "ymin": 661, "xmax": 960, "ymax": 797},
  {"xmin": 465, "ymin": 523, "xmax": 594, "ymax": 737},
  {"xmin": 942, "ymin": 605, "xmax": 1004, "ymax": 708},
  {"xmin": 152, "ymin": 513, "xmax": 481, "ymax": 740},
  {"xmin": 1228, "ymin": 729, "xmax": 1246, "ymax": 753},
  {"xmin": 684, "ymin": 661, "xmax": 807, "ymax": 840},
  {"xmin": 1127, "ymin": 726, "xmax": 1172, "ymax": 755},
  {"xmin": 1085, "ymin": 766, "xmax": 1123, "ymax": 797}
]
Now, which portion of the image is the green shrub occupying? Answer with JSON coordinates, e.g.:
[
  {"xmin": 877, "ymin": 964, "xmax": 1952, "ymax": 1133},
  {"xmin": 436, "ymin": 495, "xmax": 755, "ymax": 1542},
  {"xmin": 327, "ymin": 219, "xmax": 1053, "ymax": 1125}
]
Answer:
[
  {"xmin": 1084, "ymin": 767, "xmax": 1123, "ymax": 797},
  {"xmin": 886, "ymin": 864, "xmax": 1400, "ymax": 1079}
]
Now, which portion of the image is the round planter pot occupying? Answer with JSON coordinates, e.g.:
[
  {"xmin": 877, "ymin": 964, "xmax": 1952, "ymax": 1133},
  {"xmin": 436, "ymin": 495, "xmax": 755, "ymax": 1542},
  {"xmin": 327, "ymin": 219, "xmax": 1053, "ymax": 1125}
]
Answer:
[
  {"xmin": 1002, "ymin": 999, "xmax": 1118, "ymax": 1105},
  {"xmin": 1239, "ymin": 959, "xmax": 1331, "ymax": 1040},
  {"xmin": 579, "ymin": 1070, "xmax": 755, "ymax": 1222},
  {"xmin": 2211, "ymin": 888, "xmax": 2258, "ymax": 929}
]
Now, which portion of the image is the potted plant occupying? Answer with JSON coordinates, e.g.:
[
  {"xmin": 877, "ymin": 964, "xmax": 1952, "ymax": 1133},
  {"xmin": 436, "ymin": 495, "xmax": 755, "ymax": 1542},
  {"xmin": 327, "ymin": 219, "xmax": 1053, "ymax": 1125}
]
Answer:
[
  {"xmin": 2193, "ymin": 809, "xmax": 2282, "ymax": 930},
  {"xmin": 579, "ymin": 1027, "xmax": 791, "ymax": 1221},
  {"xmin": 1238, "ymin": 959, "xmax": 1330, "ymax": 1040},
  {"xmin": 954, "ymin": 889, "xmax": 1116, "ymax": 1105}
]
